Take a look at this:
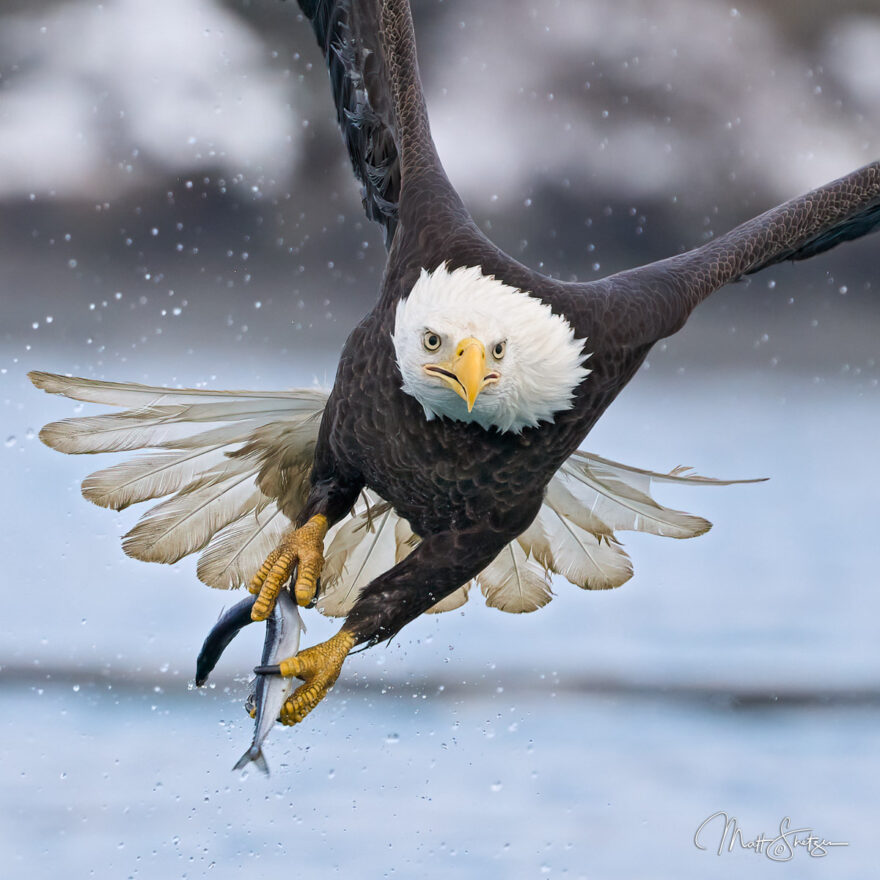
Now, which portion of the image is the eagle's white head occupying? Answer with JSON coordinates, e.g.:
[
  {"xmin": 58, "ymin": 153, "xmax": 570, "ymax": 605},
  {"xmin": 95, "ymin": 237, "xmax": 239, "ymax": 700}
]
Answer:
[{"xmin": 391, "ymin": 264, "xmax": 591, "ymax": 433}]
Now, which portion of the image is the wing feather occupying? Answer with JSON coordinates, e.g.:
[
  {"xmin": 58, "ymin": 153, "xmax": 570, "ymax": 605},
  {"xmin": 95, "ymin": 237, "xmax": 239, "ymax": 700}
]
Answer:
[
  {"xmin": 522, "ymin": 506, "xmax": 633, "ymax": 591},
  {"xmin": 29, "ymin": 370, "xmax": 318, "ymax": 406},
  {"xmin": 197, "ymin": 505, "xmax": 292, "ymax": 591},
  {"xmin": 122, "ymin": 465, "xmax": 264, "ymax": 564},
  {"xmin": 318, "ymin": 501, "xmax": 399, "ymax": 617},
  {"xmin": 39, "ymin": 405, "xmax": 307, "ymax": 454},
  {"xmin": 593, "ymin": 162, "xmax": 880, "ymax": 350},
  {"xmin": 559, "ymin": 459, "xmax": 713, "ymax": 539},
  {"xmin": 477, "ymin": 542, "xmax": 553, "ymax": 613},
  {"xmin": 295, "ymin": 0, "xmax": 400, "ymax": 245},
  {"xmin": 82, "ymin": 445, "xmax": 233, "ymax": 510}
]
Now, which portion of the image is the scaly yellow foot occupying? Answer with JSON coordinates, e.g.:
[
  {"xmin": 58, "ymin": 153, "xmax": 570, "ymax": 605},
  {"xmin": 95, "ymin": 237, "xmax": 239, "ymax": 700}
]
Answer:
[
  {"xmin": 255, "ymin": 629, "xmax": 356, "ymax": 725},
  {"xmin": 249, "ymin": 514, "xmax": 328, "ymax": 620}
]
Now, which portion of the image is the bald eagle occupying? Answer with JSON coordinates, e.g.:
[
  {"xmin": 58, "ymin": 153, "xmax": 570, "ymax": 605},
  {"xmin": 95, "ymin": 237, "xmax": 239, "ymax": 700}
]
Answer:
[{"xmin": 31, "ymin": 0, "xmax": 880, "ymax": 726}]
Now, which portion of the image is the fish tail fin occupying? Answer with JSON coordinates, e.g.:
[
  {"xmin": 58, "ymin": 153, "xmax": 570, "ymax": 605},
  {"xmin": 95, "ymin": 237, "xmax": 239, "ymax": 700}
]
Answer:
[{"xmin": 233, "ymin": 745, "xmax": 270, "ymax": 775}]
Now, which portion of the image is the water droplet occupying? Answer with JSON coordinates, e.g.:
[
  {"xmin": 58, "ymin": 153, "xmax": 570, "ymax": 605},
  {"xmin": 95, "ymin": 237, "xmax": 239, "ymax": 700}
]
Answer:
[
  {"xmin": 4, "ymin": 436, "xmax": 16, "ymax": 448},
  {"xmin": 490, "ymin": 781, "xmax": 503, "ymax": 792}
]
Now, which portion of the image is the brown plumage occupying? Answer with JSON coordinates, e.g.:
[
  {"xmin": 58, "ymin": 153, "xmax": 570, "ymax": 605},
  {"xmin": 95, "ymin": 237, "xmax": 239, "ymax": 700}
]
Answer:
[{"xmin": 33, "ymin": 0, "xmax": 880, "ymax": 655}]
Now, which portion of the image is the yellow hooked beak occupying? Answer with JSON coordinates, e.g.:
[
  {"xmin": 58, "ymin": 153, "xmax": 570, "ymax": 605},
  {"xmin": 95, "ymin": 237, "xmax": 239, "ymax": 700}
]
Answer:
[{"xmin": 423, "ymin": 337, "xmax": 500, "ymax": 411}]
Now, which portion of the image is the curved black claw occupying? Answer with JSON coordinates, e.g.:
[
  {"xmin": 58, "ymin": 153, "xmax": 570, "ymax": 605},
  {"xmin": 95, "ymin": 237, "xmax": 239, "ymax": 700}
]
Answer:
[
  {"xmin": 253, "ymin": 664, "xmax": 282, "ymax": 676},
  {"xmin": 305, "ymin": 577, "xmax": 322, "ymax": 609}
]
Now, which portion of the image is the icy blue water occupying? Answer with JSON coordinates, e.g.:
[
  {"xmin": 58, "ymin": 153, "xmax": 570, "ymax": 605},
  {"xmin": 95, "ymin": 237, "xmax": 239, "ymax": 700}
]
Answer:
[{"xmin": 2, "ymin": 681, "xmax": 877, "ymax": 879}]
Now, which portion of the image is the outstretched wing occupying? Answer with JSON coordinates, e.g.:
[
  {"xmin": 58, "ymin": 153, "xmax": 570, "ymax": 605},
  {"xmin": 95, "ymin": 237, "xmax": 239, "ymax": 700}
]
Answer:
[
  {"xmin": 296, "ymin": 0, "xmax": 400, "ymax": 245},
  {"xmin": 593, "ymin": 161, "xmax": 880, "ymax": 348},
  {"xmin": 295, "ymin": 0, "xmax": 457, "ymax": 249}
]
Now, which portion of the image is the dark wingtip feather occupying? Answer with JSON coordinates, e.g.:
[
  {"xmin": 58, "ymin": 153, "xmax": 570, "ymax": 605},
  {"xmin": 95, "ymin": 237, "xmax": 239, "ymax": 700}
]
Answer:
[
  {"xmin": 294, "ymin": 0, "xmax": 400, "ymax": 247},
  {"xmin": 747, "ymin": 177, "xmax": 880, "ymax": 274}
]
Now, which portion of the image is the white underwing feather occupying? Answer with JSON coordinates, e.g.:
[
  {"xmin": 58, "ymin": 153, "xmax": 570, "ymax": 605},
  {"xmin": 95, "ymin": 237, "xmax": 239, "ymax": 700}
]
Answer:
[
  {"xmin": 486, "ymin": 449, "xmax": 757, "ymax": 600},
  {"xmin": 29, "ymin": 370, "xmax": 323, "ymax": 407},
  {"xmin": 570, "ymin": 450, "xmax": 765, "ymax": 487},
  {"xmin": 558, "ymin": 450, "xmax": 760, "ymax": 540},
  {"xmin": 39, "ymin": 405, "xmax": 305, "ymax": 455},
  {"xmin": 82, "ymin": 445, "xmax": 233, "ymax": 510},
  {"xmin": 318, "ymin": 502, "xmax": 399, "ymax": 617},
  {"xmin": 478, "ymin": 541, "xmax": 553, "ymax": 613},
  {"xmin": 30, "ymin": 372, "xmax": 328, "ymax": 589},
  {"xmin": 197, "ymin": 504, "xmax": 291, "ymax": 590},
  {"xmin": 345, "ymin": 509, "xmax": 396, "ymax": 598},
  {"xmin": 542, "ymin": 477, "xmax": 614, "ymax": 538},
  {"xmin": 558, "ymin": 460, "xmax": 712, "ymax": 539},
  {"xmin": 521, "ymin": 505, "xmax": 633, "ymax": 591},
  {"xmin": 123, "ymin": 465, "xmax": 264, "ymax": 564},
  {"xmin": 39, "ymin": 413, "xmax": 211, "ymax": 454}
]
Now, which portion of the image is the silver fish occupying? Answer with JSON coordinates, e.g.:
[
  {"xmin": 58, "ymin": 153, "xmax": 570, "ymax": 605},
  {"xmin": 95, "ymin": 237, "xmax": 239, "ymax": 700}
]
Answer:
[{"xmin": 233, "ymin": 589, "xmax": 303, "ymax": 774}]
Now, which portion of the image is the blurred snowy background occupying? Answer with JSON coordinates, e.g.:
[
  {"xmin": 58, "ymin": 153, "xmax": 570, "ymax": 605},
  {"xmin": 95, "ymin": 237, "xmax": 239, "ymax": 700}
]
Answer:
[{"xmin": 1, "ymin": 0, "xmax": 878, "ymax": 878}]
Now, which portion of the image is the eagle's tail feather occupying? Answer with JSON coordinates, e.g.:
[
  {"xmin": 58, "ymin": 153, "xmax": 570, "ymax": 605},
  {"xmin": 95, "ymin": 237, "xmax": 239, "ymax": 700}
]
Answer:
[
  {"xmin": 318, "ymin": 498, "xmax": 399, "ymax": 616},
  {"xmin": 517, "ymin": 503, "xmax": 633, "ymax": 594},
  {"xmin": 477, "ymin": 541, "xmax": 552, "ymax": 613},
  {"xmin": 30, "ymin": 371, "xmax": 754, "ymax": 611},
  {"xmin": 482, "ymin": 454, "xmax": 758, "ymax": 611}
]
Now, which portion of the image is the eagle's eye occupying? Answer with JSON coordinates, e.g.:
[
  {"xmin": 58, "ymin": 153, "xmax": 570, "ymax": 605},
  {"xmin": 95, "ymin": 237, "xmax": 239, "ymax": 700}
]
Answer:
[
  {"xmin": 492, "ymin": 340, "xmax": 506, "ymax": 360},
  {"xmin": 423, "ymin": 330, "xmax": 442, "ymax": 352}
]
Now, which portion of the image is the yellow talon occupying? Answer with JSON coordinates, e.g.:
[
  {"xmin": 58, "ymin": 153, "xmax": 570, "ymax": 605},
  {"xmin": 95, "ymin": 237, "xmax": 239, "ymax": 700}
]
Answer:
[
  {"xmin": 277, "ymin": 630, "xmax": 356, "ymax": 726},
  {"xmin": 249, "ymin": 514, "xmax": 328, "ymax": 620}
]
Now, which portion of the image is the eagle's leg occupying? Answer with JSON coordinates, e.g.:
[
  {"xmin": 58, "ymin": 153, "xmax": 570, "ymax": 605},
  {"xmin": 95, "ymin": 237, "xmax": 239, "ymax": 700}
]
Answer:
[
  {"xmin": 254, "ymin": 519, "xmax": 533, "ymax": 725},
  {"xmin": 255, "ymin": 628, "xmax": 356, "ymax": 725},
  {"xmin": 249, "ymin": 514, "xmax": 328, "ymax": 620}
]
